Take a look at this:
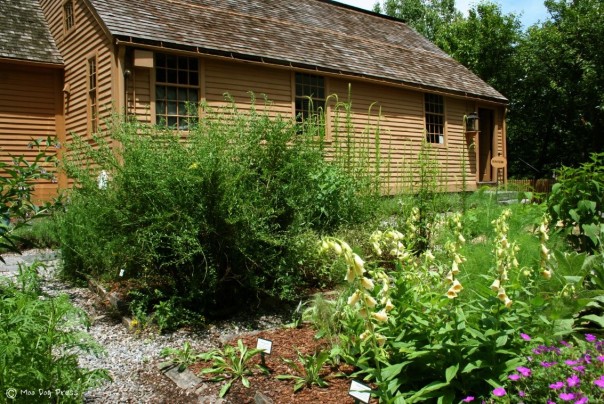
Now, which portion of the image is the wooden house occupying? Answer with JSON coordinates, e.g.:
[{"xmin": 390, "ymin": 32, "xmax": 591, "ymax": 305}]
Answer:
[{"xmin": 1, "ymin": 0, "xmax": 508, "ymax": 197}]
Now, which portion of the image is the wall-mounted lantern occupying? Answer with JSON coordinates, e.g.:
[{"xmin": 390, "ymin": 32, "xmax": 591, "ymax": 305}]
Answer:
[
  {"xmin": 465, "ymin": 112, "xmax": 479, "ymax": 132},
  {"xmin": 464, "ymin": 112, "xmax": 479, "ymax": 144}
]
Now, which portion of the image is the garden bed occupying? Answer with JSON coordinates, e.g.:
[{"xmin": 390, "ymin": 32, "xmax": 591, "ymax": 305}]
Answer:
[{"xmin": 189, "ymin": 324, "xmax": 375, "ymax": 403}]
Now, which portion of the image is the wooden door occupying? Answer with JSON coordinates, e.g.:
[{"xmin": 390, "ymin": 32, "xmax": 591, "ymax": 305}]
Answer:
[{"xmin": 478, "ymin": 108, "xmax": 494, "ymax": 182}]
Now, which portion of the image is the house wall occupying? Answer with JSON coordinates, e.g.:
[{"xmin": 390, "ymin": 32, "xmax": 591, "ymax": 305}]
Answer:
[
  {"xmin": 0, "ymin": 62, "xmax": 62, "ymax": 201},
  {"xmin": 122, "ymin": 49, "xmax": 505, "ymax": 193},
  {"xmin": 39, "ymin": 0, "xmax": 115, "ymax": 142}
]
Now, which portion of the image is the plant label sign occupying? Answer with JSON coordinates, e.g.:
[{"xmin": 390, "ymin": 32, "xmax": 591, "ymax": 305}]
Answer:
[
  {"xmin": 256, "ymin": 338, "xmax": 273, "ymax": 354},
  {"xmin": 349, "ymin": 380, "xmax": 371, "ymax": 403}
]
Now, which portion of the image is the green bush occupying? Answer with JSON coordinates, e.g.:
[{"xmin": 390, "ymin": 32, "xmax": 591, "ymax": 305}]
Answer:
[
  {"xmin": 0, "ymin": 263, "xmax": 110, "ymax": 402},
  {"xmin": 548, "ymin": 152, "xmax": 604, "ymax": 252},
  {"xmin": 55, "ymin": 102, "xmax": 377, "ymax": 318}
]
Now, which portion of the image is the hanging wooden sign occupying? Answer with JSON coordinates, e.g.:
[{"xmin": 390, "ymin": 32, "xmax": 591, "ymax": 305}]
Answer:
[{"xmin": 491, "ymin": 156, "xmax": 507, "ymax": 169}]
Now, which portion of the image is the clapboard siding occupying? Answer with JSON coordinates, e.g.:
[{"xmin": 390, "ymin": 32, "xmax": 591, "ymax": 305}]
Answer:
[
  {"xmin": 0, "ymin": 63, "xmax": 60, "ymax": 200},
  {"xmin": 205, "ymin": 60, "xmax": 292, "ymax": 116},
  {"xmin": 128, "ymin": 67, "xmax": 152, "ymax": 124},
  {"xmin": 39, "ymin": 0, "xmax": 114, "ymax": 142}
]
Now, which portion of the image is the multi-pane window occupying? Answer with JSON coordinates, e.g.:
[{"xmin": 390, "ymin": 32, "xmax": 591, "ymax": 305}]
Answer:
[
  {"xmin": 425, "ymin": 93, "xmax": 445, "ymax": 144},
  {"xmin": 155, "ymin": 53, "xmax": 199, "ymax": 129},
  {"xmin": 295, "ymin": 73, "xmax": 325, "ymax": 123},
  {"xmin": 88, "ymin": 56, "xmax": 98, "ymax": 133},
  {"xmin": 63, "ymin": 0, "xmax": 75, "ymax": 32}
]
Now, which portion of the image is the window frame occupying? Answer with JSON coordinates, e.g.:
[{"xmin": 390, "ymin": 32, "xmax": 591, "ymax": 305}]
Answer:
[
  {"xmin": 424, "ymin": 93, "xmax": 446, "ymax": 145},
  {"xmin": 87, "ymin": 54, "xmax": 98, "ymax": 134},
  {"xmin": 153, "ymin": 52, "xmax": 200, "ymax": 130},
  {"xmin": 63, "ymin": 0, "xmax": 76, "ymax": 35},
  {"xmin": 294, "ymin": 72, "xmax": 326, "ymax": 124}
]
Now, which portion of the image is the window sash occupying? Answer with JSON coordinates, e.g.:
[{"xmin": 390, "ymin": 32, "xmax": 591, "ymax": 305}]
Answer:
[
  {"xmin": 425, "ymin": 94, "xmax": 444, "ymax": 144},
  {"xmin": 295, "ymin": 73, "xmax": 325, "ymax": 122},
  {"xmin": 155, "ymin": 53, "xmax": 199, "ymax": 130}
]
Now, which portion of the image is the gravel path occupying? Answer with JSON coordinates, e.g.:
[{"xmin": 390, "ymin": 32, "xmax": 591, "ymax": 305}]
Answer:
[{"xmin": 1, "ymin": 250, "xmax": 286, "ymax": 403}]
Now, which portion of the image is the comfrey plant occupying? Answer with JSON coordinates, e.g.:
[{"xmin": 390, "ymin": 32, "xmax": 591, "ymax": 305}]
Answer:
[{"xmin": 492, "ymin": 333, "xmax": 604, "ymax": 403}]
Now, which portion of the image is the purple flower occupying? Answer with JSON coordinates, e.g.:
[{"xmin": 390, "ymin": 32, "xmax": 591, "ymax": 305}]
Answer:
[
  {"xmin": 595, "ymin": 378, "xmax": 604, "ymax": 388},
  {"xmin": 519, "ymin": 391, "xmax": 526, "ymax": 397},
  {"xmin": 492, "ymin": 387, "xmax": 506, "ymax": 397},
  {"xmin": 560, "ymin": 340, "xmax": 570, "ymax": 346},
  {"xmin": 541, "ymin": 361, "xmax": 558, "ymax": 368},
  {"xmin": 573, "ymin": 365, "xmax": 586, "ymax": 373},
  {"xmin": 517, "ymin": 366, "xmax": 531, "ymax": 377},
  {"xmin": 586, "ymin": 334, "xmax": 596, "ymax": 342},
  {"xmin": 520, "ymin": 333, "xmax": 531, "ymax": 341},
  {"xmin": 509, "ymin": 374, "xmax": 521, "ymax": 381},
  {"xmin": 462, "ymin": 396, "xmax": 475, "ymax": 402},
  {"xmin": 567, "ymin": 374, "xmax": 580, "ymax": 387},
  {"xmin": 549, "ymin": 381, "xmax": 565, "ymax": 390},
  {"xmin": 565, "ymin": 359, "xmax": 579, "ymax": 365},
  {"xmin": 575, "ymin": 397, "xmax": 588, "ymax": 404},
  {"xmin": 559, "ymin": 393, "xmax": 575, "ymax": 401},
  {"xmin": 584, "ymin": 354, "xmax": 592, "ymax": 363}
]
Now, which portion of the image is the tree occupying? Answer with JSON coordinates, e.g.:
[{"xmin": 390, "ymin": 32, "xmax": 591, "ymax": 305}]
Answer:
[
  {"xmin": 507, "ymin": 0, "xmax": 604, "ymax": 176},
  {"xmin": 375, "ymin": 0, "xmax": 459, "ymax": 42}
]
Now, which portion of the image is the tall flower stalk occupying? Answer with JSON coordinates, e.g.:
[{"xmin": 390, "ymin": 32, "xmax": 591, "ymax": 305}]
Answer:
[{"xmin": 491, "ymin": 209, "xmax": 519, "ymax": 309}]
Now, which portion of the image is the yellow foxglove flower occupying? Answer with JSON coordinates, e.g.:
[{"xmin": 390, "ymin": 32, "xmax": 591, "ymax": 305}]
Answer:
[
  {"xmin": 451, "ymin": 279, "xmax": 463, "ymax": 292},
  {"xmin": 384, "ymin": 299, "xmax": 394, "ymax": 312},
  {"xmin": 320, "ymin": 240, "xmax": 329, "ymax": 252},
  {"xmin": 541, "ymin": 244, "xmax": 550, "ymax": 258},
  {"xmin": 359, "ymin": 330, "xmax": 371, "ymax": 341},
  {"xmin": 364, "ymin": 294, "xmax": 377, "ymax": 308},
  {"xmin": 445, "ymin": 271, "xmax": 454, "ymax": 283},
  {"xmin": 353, "ymin": 254, "xmax": 365, "ymax": 276},
  {"xmin": 446, "ymin": 289, "xmax": 458, "ymax": 299},
  {"xmin": 345, "ymin": 268, "xmax": 355, "ymax": 283},
  {"xmin": 504, "ymin": 297, "xmax": 513, "ymax": 308},
  {"xmin": 512, "ymin": 258, "xmax": 519, "ymax": 268},
  {"xmin": 372, "ymin": 242, "xmax": 382, "ymax": 256},
  {"xmin": 497, "ymin": 288, "xmax": 507, "ymax": 301},
  {"xmin": 347, "ymin": 290, "xmax": 361, "ymax": 306},
  {"xmin": 454, "ymin": 254, "xmax": 463, "ymax": 264},
  {"xmin": 490, "ymin": 279, "xmax": 500, "ymax": 291},
  {"xmin": 375, "ymin": 334, "xmax": 386, "ymax": 346},
  {"xmin": 451, "ymin": 261, "xmax": 460, "ymax": 275},
  {"xmin": 340, "ymin": 241, "xmax": 352, "ymax": 254},
  {"xmin": 372, "ymin": 309, "xmax": 388, "ymax": 323},
  {"xmin": 361, "ymin": 277, "xmax": 374, "ymax": 291},
  {"xmin": 333, "ymin": 242, "xmax": 342, "ymax": 255},
  {"xmin": 541, "ymin": 269, "xmax": 552, "ymax": 280},
  {"xmin": 359, "ymin": 308, "xmax": 367, "ymax": 318},
  {"xmin": 458, "ymin": 234, "xmax": 466, "ymax": 244},
  {"xmin": 381, "ymin": 278, "xmax": 389, "ymax": 293}
]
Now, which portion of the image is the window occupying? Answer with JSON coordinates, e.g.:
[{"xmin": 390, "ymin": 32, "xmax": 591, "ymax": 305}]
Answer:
[
  {"xmin": 63, "ymin": 0, "xmax": 75, "ymax": 32},
  {"xmin": 155, "ymin": 53, "xmax": 199, "ymax": 129},
  {"xmin": 425, "ymin": 93, "xmax": 445, "ymax": 144},
  {"xmin": 88, "ymin": 56, "xmax": 98, "ymax": 133},
  {"xmin": 295, "ymin": 73, "xmax": 325, "ymax": 122}
]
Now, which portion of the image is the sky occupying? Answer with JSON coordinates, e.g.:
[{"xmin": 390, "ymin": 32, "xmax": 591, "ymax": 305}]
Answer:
[{"xmin": 336, "ymin": 0, "xmax": 550, "ymax": 28}]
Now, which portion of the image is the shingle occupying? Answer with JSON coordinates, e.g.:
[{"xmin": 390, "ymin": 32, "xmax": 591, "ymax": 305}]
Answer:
[
  {"xmin": 88, "ymin": 0, "xmax": 505, "ymax": 102},
  {"xmin": 0, "ymin": 0, "xmax": 62, "ymax": 64}
]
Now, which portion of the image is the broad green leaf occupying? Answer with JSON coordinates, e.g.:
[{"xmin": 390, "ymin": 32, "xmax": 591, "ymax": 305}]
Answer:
[
  {"xmin": 382, "ymin": 362, "xmax": 408, "ymax": 381},
  {"xmin": 581, "ymin": 314, "xmax": 604, "ymax": 328},
  {"xmin": 219, "ymin": 380, "xmax": 233, "ymax": 397},
  {"xmin": 445, "ymin": 364, "xmax": 459, "ymax": 383}
]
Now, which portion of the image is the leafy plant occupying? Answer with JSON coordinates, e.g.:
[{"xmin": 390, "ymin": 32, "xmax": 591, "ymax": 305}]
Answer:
[
  {"xmin": 498, "ymin": 333, "xmax": 604, "ymax": 403},
  {"xmin": 0, "ymin": 263, "xmax": 111, "ymax": 402},
  {"xmin": 199, "ymin": 339, "xmax": 264, "ymax": 397},
  {"xmin": 276, "ymin": 349, "xmax": 330, "ymax": 392},
  {"xmin": 1, "ymin": 137, "xmax": 60, "ymax": 259},
  {"xmin": 160, "ymin": 341, "xmax": 202, "ymax": 372},
  {"xmin": 56, "ymin": 100, "xmax": 378, "ymax": 317},
  {"xmin": 548, "ymin": 152, "xmax": 604, "ymax": 252}
]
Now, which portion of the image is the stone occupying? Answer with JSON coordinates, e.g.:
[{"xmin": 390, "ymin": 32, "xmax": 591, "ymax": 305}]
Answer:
[
  {"xmin": 254, "ymin": 391, "xmax": 274, "ymax": 404},
  {"xmin": 162, "ymin": 364, "xmax": 202, "ymax": 390}
]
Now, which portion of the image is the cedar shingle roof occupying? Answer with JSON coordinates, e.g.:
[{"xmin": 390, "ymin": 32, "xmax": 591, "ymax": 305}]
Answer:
[
  {"xmin": 0, "ymin": 0, "xmax": 62, "ymax": 64},
  {"xmin": 88, "ymin": 0, "xmax": 506, "ymax": 103}
]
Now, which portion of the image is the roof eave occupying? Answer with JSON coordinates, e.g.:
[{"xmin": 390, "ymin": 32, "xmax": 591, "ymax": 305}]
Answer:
[{"xmin": 0, "ymin": 56, "xmax": 64, "ymax": 68}]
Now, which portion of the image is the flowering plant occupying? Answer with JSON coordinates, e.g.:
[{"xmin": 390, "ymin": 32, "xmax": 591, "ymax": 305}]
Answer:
[{"xmin": 494, "ymin": 333, "xmax": 604, "ymax": 403}]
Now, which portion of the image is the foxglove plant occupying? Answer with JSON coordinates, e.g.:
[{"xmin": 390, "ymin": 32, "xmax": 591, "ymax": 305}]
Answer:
[{"xmin": 491, "ymin": 209, "xmax": 520, "ymax": 308}]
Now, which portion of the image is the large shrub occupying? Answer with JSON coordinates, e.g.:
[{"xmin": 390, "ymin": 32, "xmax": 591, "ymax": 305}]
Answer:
[
  {"xmin": 56, "ymin": 103, "xmax": 377, "ymax": 316},
  {"xmin": 548, "ymin": 152, "xmax": 604, "ymax": 252}
]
